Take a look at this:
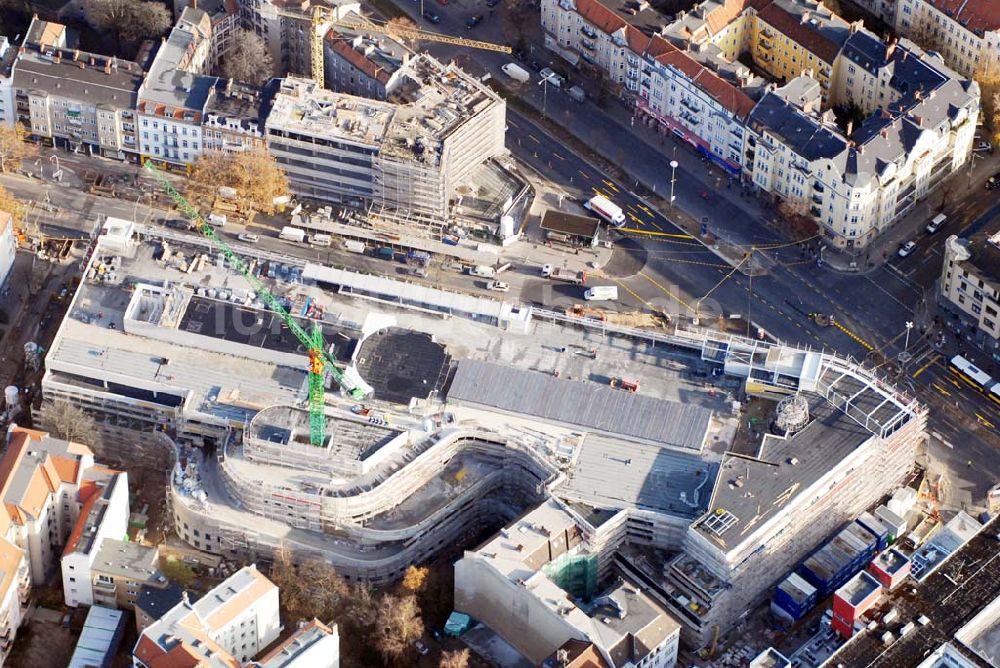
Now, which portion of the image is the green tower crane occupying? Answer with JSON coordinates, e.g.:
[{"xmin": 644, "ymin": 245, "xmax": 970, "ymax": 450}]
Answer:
[{"xmin": 142, "ymin": 159, "xmax": 367, "ymax": 446}]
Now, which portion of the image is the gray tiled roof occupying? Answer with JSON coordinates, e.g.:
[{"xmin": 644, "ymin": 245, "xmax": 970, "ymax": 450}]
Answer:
[
  {"xmin": 747, "ymin": 92, "xmax": 847, "ymax": 162},
  {"xmin": 13, "ymin": 49, "xmax": 142, "ymax": 108},
  {"xmin": 446, "ymin": 360, "xmax": 712, "ymax": 451}
]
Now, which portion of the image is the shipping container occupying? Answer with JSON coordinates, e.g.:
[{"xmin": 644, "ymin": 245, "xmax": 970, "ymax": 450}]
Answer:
[
  {"xmin": 406, "ymin": 250, "xmax": 432, "ymax": 266},
  {"xmin": 856, "ymin": 512, "xmax": 891, "ymax": 551},
  {"xmin": 772, "ymin": 572, "xmax": 817, "ymax": 622}
]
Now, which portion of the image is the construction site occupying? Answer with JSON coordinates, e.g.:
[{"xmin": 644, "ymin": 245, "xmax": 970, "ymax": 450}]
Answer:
[{"xmin": 28, "ymin": 211, "xmax": 934, "ymax": 659}]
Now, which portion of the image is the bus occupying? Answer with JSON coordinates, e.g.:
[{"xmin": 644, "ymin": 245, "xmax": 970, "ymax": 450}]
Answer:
[{"xmin": 949, "ymin": 354, "xmax": 994, "ymax": 391}]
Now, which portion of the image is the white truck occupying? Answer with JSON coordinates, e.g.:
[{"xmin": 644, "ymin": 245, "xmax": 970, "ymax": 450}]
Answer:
[
  {"xmin": 501, "ymin": 63, "xmax": 530, "ymax": 83},
  {"xmin": 584, "ymin": 285, "xmax": 619, "ymax": 301},
  {"xmin": 279, "ymin": 226, "xmax": 306, "ymax": 243},
  {"xmin": 584, "ymin": 195, "xmax": 626, "ymax": 227}
]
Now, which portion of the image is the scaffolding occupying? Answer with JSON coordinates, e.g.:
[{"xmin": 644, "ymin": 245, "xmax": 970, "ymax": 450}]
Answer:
[{"xmin": 543, "ymin": 551, "xmax": 599, "ymax": 601}]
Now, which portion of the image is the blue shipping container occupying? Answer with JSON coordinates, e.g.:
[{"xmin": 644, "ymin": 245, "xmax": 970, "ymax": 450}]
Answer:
[
  {"xmin": 856, "ymin": 513, "xmax": 890, "ymax": 551},
  {"xmin": 773, "ymin": 573, "xmax": 817, "ymax": 621}
]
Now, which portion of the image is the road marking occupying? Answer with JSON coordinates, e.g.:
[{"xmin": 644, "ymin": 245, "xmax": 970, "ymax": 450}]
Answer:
[
  {"xmin": 553, "ymin": 152, "xmax": 565, "ymax": 161},
  {"xmin": 831, "ymin": 319, "xmax": 875, "ymax": 351},
  {"xmin": 637, "ymin": 271, "xmax": 696, "ymax": 313},
  {"xmin": 602, "ymin": 275, "xmax": 656, "ymax": 310},
  {"xmin": 639, "ymin": 204, "xmax": 654, "ymax": 216},
  {"xmin": 930, "ymin": 431, "xmax": 954, "ymax": 448},
  {"xmin": 913, "ymin": 354, "xmax": 939, "ymax": 378},
  {"xmin": 528, "ymin": 134, "xmax": 541, "ymax": 144},
  {"xmin": 618, "ymin": 228, "xmax": 694, "ymax": 239},
  {"xmin": 976, "ymin": 413, "xmax": 996, "ymax": 429},
  {"xmin": 628, "ymin": 212, "xmax": 644, "ymax": 225},
  {"xmin": 592, "ymin": 187, "xmax": 608, "ymax": 198},
  {"xmin": 508, "ymin": 119, "xmax": 519, "ymax": 128},
  {"xmin": 602, "ymin": 179, "xmax": 619, "ymax": 192},
  {"xmin": 932, "ymin": 383, "xmax": 951, "ymax": 397},
  {"xmin": 578, "ymin": 169, "xmax": 590, "ymax": 180}
]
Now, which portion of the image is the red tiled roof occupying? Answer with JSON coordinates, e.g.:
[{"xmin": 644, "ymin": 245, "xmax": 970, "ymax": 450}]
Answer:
[
  {"xmin": 576, "ymin": 0, "xmax": 629, "ymax": 37},
  {"xmin": 326, "ymin": 31, "xmax": 392, "ymax": 85},
  {"xmin": 652, "ymin": 38, "xmax": 757, "ymax": 118},
  {"xmin": 62, "ymin": 490, "xmax": 99, "ymax": 556},
  {"xmin": 706, "ymin": 0, "xmax": 749, "ymax": 34},
  {"xmin": 757, "ymin": 3, "xmax": 842, "ymax": 63},
  {"xmin": 922, "ymin": 0, "xmax": 999, "ymax": 36}
]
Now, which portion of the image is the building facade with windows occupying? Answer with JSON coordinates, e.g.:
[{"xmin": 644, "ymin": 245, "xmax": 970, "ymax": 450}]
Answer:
[
  {"xmin": 541, "ymin": 0, "xmax": 979, "ymax": 248},
  {"xmin": 323, "ymin": 29, "xmax": 410, "ymax": 100},
  {"xmin": 137, "ymin": 9, "xmax": 218, "ymax": 167},
  {"xmin": 0, "ymin": 37, "xmax": 18, "ymax": 128},
  {"xmin": 0, "ymin": 210, "xmax": 15, "ymax": 291},
  {"xmin": 267, "ymin": 56, "xmax": 506, "ymax": 219},
  {"xmin": 12, "ymin": 19, "xmax": 142, "ymax": 158},
  {"xmin": 133, "ymin": 565, "xmax": 281, "ymax": 667},
  {"xmin": 940, "ymin": 233, "xmax": 1000, "ymax": 359},
  {"xmin": 894, "ymin": 0, "xmax": 1000, "ymax": 78}
]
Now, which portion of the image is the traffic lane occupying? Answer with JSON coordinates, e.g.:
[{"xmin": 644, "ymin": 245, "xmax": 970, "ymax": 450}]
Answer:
[
  {"xmin": 919, "ymin": 362, "xmax": 1000, "ymax": 427},
  {"xmin": 507, "ymin": 110, "xmax": 779, "ymax": 245}
]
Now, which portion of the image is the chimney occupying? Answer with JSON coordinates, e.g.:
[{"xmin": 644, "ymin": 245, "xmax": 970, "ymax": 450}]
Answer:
[
  {"xmin": 73, "ymin": 49, "xmax": 79, "ymax": 61},
  {"xmin": 104, "ymin": 61, "xmax": 111, "ymax": 74},
  {"xmin": 886, "ymin": 41, "xmax": 896, "ymax": 61},
  {"xmin": 846, "ymin": 119, "xmax": 853, "ymax": 136},
  {"xmin": 89, "ymin": 56, "xmax": 95, "ymax": 65},
  {"xmin": 801, "ymin": 11, "xmax": 810, "ymax": 23},
  {"xmin": 225, "ymin": 78, "xmax": 233, "ymax": 96},
  {"xmin": 78, "ymin": 61, "xmax": 84, "ymax": 69},
  {"xmin": 182, "ymin": 591, "xmax": 191, "ymax": 607},
  {"xmin": 52, "ymin": 54, "xmax": 60, "ymax": 64},
  {"xmin": 879, "ymin": 127, "xmax": 889, "ymax": 139}
]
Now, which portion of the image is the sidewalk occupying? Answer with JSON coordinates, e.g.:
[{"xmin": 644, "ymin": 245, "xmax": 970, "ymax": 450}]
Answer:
[{"xmin": 821, "ymin": 151, "xmax": 1000, "ymax": 274}]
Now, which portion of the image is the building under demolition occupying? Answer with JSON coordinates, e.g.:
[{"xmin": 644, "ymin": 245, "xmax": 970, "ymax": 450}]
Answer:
[{"xmin": 41, "ymin": 222, "xmax": 925, "ymax": 648}]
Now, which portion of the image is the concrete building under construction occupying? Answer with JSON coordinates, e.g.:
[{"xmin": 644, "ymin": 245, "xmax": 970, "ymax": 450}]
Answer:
[
  {"xmin": 40, "ymin": 224, "xmax": 925, "ymax": 645},
  {"xmin": 264, "ymin": 54, "xmax": 506, "ymax": 221}
]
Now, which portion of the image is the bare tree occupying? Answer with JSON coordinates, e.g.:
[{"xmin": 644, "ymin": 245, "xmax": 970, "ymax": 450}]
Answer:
[
  {"xmin": 439, "ymin": 649, "xmax": 470, "ymax": 668},
  {"xmin": 44, "ymin": 401, "xmax": 100, "ymax": 447},
  {"xmin": 268, "ymin": 546, "xmax": 353, "ymax": 623},
  {"xmin": 0, "ymin": 124, "xmax": 36, "ymax": 174},
  {"xmin": 219, "ymin": 30, "xmax": 275, "ymax": 87},
  {"xmin": 374, "ymin": 593, "xmax": 424, "ymax": 662},
  {"xmin": 82, "ymin": 0, "xmax": 171, "ymax": 46}
]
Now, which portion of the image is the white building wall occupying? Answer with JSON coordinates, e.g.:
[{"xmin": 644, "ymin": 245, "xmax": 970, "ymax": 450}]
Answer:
[
  {"xmin": 212, "ymin": 583, "xmax": 281, "ymax": 663},
  {"xmin": 454, "ymin": 555, "xmax": 582, "ymax": 664},
  {"xmin": 0, "ymin": 211, "xmax": 15, "ymax": 291},
  {"xmin": 138, "ymin": 116, "xmax": 204, "ymax": 166}
]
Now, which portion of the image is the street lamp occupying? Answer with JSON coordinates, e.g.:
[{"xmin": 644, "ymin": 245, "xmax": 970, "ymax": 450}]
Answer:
[
  {"xmin": 898, "ymin": 321, "xmax": 915, "ymax": 363},
  {"xmin": 669, "ymin": 160, "xmax": 678, "ymax": 209},
  {"xmin": 538, "ymin": 73, "xmax": 556, "ymax": 119}
]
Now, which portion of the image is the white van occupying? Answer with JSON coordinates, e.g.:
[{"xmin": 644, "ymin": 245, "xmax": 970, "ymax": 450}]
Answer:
[
  {"xmin": 309, "ymin": 234, "xmax": 333, "ymax": 247},
  {"xmin": 925, "ymin": 213, "xmax": 947, "ymax": 234},
  {"xmin": 470, "ymin": 265, "xmax": 496, "ymax": 278},
  {"xmin": 584, "ymin": 285, "xmax": 619, "ymax": 301},
  {"xmin": 207, "ymin": 213, "xmax": 227, "ymax": 227}
]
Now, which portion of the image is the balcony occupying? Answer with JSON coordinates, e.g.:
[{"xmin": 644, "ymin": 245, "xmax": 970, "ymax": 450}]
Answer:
[
  {"xmin": 760, "ymin": 40, "xmax": 772, "ymax": 51},
  {"xmin": 680, "ymin": 98, "xmax": 700, "ymax": 113},
  {"xmin": 812, "ymin": 195, "xmax": 823, "ymax": 205},
  {"xmin": 812, "ymin": 182, "xmax": 824, "ymax": 193},
  {"xmin": 580, "ymin": 26, "xmax": 597, "ymax": 38},
  {"xmin": 810, "ymin": 206, "xmax": 821, "ymax": 217},
  {"xmin": 581, "ymin": 39, "xmax": 595, "ymax": 51},
  {"xmin": 94, "ymin": 578, "xmax": 116, "ymax": 592}
]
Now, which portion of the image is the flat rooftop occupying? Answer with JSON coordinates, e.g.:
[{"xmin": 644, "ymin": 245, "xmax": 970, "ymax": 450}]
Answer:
[
  {"xmin": 447, "ymin": 359, "xmax": 714, "ymax": 451},
  {"xmin": 837, "ymin": 570, "xmax": 881, "ymax": 607},
  {"xmin": 831, "ymin": 516, "xmax": 1000, "ymax": 667},
  {"xmin": 249, "ymin": 405, "xmax": 400, "ymax": 460},
  {"xmin": 266, "ymin": 54, "xmax": 500, "ymax": 164},
  {"xmin": 872, "ymin": 548, "xmax": 910, "ymax": 576},
  {"xmin": 555, "ymin": 434, "xmax": 716, "ymax": 518},
  {"xmin": 696, "ymin": 394, "xmax": 876, "ymax": 550},
  {"xmin": 92, "ymin": 538, "xmax": 159, "ymax": 582}
]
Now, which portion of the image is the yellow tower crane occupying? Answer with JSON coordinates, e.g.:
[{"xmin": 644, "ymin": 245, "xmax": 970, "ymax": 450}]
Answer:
[{"xmin": 277, "ymin": 6, "xmax": 512, "ymax": 88}]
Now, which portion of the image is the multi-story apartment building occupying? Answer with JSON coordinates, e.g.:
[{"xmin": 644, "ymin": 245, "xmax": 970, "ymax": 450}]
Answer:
[
  {"xmin": 133, "ymin": 565, "xmax": 282, "ymax": 667},
  {"xmin": 0, "ymin": 426, "xmax": 129, "ymax": 662},
  {"xmin": 456, "ymin": 499, "xmax": 682, "ymax": 668},
  {"xmin": 137, "ymin": 8, "xmax": 219, "ymax": 167},
  {"xmin": 894, "ymin": 0, "xmax": 1000, "ymax": 78},
  {"xmin": 0, "ymin": 210, "xmax": 15, "ymax": 290},
  {"xmin": 266, "ymin": 56, "xmax": 506, "ymax": 219},
  {"xmin": 940, "ymin": 233, "xmax": 1000, "ymax": 359},
  {"xmin": 0, "ymin": 37, "xmax": 18, "ymax": 128},
  {"xmin": 249, "ymin": 619, "xmax": 340, "ymax": 668},
  {"xmin": 542, "ymin": 0, "xmax": 980, "ymax": 248},
  {"xmin": 240, "ymin": 0, "xmax": 361, "ymax": 76},
  {"xmin": 745, "ymin": 36, "xmax": 978, "ymax": 248},
  {"xmin": 173, "ymin": 0, "xmax": 241, "ymax": 69},
  {"xmin": 202, "ymin": 79, "xmax": 268, "ymax": 154},
  {"xmin": 12, "ymin": 19, "xmax": 143, "ymax": 158},
  {"xmin": 324, "ymin": 29, "xmax": 410, "ymax": 100}
]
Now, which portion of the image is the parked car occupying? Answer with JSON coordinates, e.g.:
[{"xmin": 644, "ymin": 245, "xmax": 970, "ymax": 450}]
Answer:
[
  {"xmin": 466, "ymin": 14, "xmax": 483, "ymax": 27},
  {"xmin": 411, "ymin": 267, "xmax": 428, "ymax": 278},
  {"xmin": 163, "ymin": 218, "xmax": 192, "ymax": 230},
  {"xmin": 488, "ymin": 280, "xmax": 510, "ymax": 292},
  {"xmin": 987, "ymin": 172, "xmax": 1000, "ymax": 191},
  {"xmin": 539, "ymin": 67, "xmax": 564, "ymax": 87},
  {"xmin": 897, "ymin": 241, "xmax": 917, "ymax": 258},
  {"xmin": 422, "ymin": 8, "xmax": 441, "ymax": 22},
  {"xmin": 237, "ymin": 233, "xmax": 260, "ymax": 243},
  {"xmin": 414, "ymin": 640, "xmax": 430, "ymax": 656},
  {"xmin": 541, "ymin": 263, "xmax": 553, "ymax": 277},
  {"xmin": 974, "ymin": 140, "xmax": 993, "ymax": 153}
]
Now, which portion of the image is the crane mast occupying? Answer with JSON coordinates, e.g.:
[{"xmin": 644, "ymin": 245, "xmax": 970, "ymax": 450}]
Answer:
[{"xmin": 142, "ymin": 159, "xmax": 366, "ymax": 446}]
